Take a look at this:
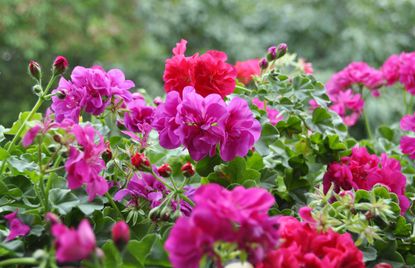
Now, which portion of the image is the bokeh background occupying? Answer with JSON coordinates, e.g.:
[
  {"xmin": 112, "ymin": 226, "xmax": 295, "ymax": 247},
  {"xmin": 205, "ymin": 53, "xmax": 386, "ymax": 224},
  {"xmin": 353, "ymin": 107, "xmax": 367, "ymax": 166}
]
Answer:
[{"xmin": 1, "ymin": 0, "xmax": 415, "ymax": 127}]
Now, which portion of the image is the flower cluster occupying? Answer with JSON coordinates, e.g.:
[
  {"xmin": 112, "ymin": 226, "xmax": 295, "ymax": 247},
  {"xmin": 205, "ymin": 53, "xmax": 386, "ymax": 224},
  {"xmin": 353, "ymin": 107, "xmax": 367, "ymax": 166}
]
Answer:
[
  {"xmin": 114, "ymin": 172, "xmax": 194, "ymax": 216},
  {"xmin": 235, "ymin": 59, "xmax": 260, "ymax": 85},
  {"xmin": 65, "ymin": 124, "xmax": 108, "ymax": 201},
  {"xmin": 51, "ymin": 66, "xmax": 134, "ymax": 123},
  {"xmin": 323, "ymin": 147, "xmax": 410, "ymax": 213},
  {"xmin": 51, "ymin": 219, "xmax": 96, "ymax": 263},
  {"xmin": 323, "ymin": 62, "xmax": 383, "ymax": 126},
  {"xmin": 163, "ymin": 39, "xmax": 237, "ymax": 98},
  {"xmin": 4, "ymin": 211, "xmax": 30, "ymax": 241},
  {"xmin": 381, "ymin": 52, "xmax": 415, "ymax": 94},
  {"xmin": 153, "ymin": 87, "xmax": 261, "ymax": 161},
  {"xmin": 257, "ymin": 216, "xmax": 365, "ymax": 268},
  {"xmin": 165, "ymin": 184, "xmax": 279, "ymax": 267},
  {"xmin": 400, "ymin": 112, "xmax": 415, "ymax": 159}
]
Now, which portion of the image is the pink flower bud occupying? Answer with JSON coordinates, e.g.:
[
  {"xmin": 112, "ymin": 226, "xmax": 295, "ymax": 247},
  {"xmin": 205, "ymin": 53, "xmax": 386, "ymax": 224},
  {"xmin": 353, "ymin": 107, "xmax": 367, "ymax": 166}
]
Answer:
[
  {"xmin": 374, "ymin": 263, "xmax": 393, "ymax": 268},
  {"xmin": 259, "ymin": 58, "xmax": 268, "ymax": 69},
  {"xmin": 266, "ymin": 46, "xmax": 277, "ymax": 61},
  {"xmin": 52, "ymin": 56, "xmax": 68, "ymax": 76},
  {"xmin": 131, "ymin": 152, "xmax": 151, "ymax": 171},
  {"xmin": 112, "ymin": 221, "xmax": 130, "ymax": 249},
  {"xmin": 28, "ymin": 60, "xmax": 41, "ymax": 81},
  {"xmin": 153, "ymin": 96, "xmax": 163, "ymax": 106},
  {"xmin": 276, "ymin": 43, "xmax": 288, "ymax": 58}
]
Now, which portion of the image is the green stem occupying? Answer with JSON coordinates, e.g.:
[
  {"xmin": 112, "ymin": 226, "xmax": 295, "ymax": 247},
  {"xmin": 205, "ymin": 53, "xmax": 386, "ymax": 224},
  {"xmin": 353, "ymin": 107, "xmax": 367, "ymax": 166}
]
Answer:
[
  {"xmin": 150, "ymin": 170, "xmax": 174, "ymax": 191},
  {"xmin": 363, "ymin": 109, "xmax": 373, "ymax": 140},
  {"xmin": 180, "ymin": 193, "xmax": 195, "ymax": 207},
  {"xmin": 0, "ymin": 74, "xmax": 57, "ymax": 175},
  {"xmin": 0, "ymin": 257, "xmax": 37, "ymax": 266},
  {"xmin": 235, "ymin": 85, "xmax": 251, "ymax": 95},
  {"xmin": 105, "ymin": 192, "xmax": 124, "ymax": 220},
  {"xmin": 407, "ymin": 95, "xmax": 414, "ymax": 114}
]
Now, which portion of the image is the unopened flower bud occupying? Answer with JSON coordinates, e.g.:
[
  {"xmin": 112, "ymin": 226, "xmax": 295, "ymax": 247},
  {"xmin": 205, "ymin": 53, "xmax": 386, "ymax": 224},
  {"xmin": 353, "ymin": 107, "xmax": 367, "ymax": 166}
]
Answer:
[
  {"xmin": 52, "ymin": 56, "xmax": 68, "ymax": 76},
  {"xmin": 102, "ymin": 142, "xmax": 112, "ymax": 163},
  {"xmin": 157, "ymin": 163, "xmax": 172, "ymax": 177},
  {"xmin": 131, "ymin": 152, "xmax": 151, "ymax": 171},
  {"xmin": 276, "ymin": 43, "xmax": 288, "ymax": 59},
  {"xmin": 153, "ymin": 97, "xmax": 163, "ymax": 106},
  {"xmin": 95, "ymin": 248, "xmax": 105, "ymax": 260},
  {"xmin": 149, "ymin": 206, "xmax": 162, "ymax": 222},
  {"xmin": 45, "ymin": 212, "xmax": 61, "ymax": 225},
  {"xmin": 53, "ymin": 134, "xmax": 62, "ymax": 143},
  {"xmin": 266, "ymin": 46, "xmax": 277, "ymax": 61},
  {"xmin": 181, "ymin": 162, "xmax": 195, "ymax": 177},
  {"xmin": 112, "ymin": 221, "xmax": 130, "ymax": 250},
  {"xmin": 32, "ymin": 85, "xmax": 43, "ymax": 96},
  {"xmin": 259, "ymin": 58, "xmax": 268, "ymax": 70},
  {"xmin": 28, "ymin": 60, "xmax": 41, "ymax": 81}
]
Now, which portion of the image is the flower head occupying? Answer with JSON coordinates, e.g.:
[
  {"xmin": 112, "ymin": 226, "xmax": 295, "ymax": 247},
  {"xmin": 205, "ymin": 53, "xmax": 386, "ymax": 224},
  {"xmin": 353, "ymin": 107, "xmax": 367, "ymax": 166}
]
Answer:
[
  {"xmin": 163, "ymin": 39, "xmax": 236, "ymax": 98},
  {"xmin": 65, "ymin": 124, "xmax": 108, "ymax": 201},
  {"xmin": 51, "ymin": 219, "xmax": 96, "ymax": 263},
  {"xmin": 4, "ymin": 211, "xmax": 30, "ymax": 241},
  {"xmin": 52, "ymin": 56, "xmax": 69, "ymax": 75},
  {"xmin": 257, "ymin": 217, "xmax": 365, "ymax": 268},
  {"xmin": 165, "ymin": 184, "xmax": 279, "ymax": 267},
  {"xmin": 381, "ymin": 54, "xmax": 400, "ymax": 86},
  {"xmin": 235, "ymin": 59, "xmax": 260, "ymax": 85}
]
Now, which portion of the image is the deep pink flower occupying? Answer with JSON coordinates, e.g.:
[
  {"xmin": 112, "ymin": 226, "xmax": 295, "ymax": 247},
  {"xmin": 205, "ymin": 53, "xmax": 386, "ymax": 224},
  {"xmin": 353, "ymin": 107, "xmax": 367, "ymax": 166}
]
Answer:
[
  {"xmin": 165, "ymin": 184, "xmax": 279, "ymax": 267},
  {"xmin": 329, "ymin": 89, "xmax": 364, "ymax": 126},
  {"xmin": 51, "ymin": 78, "xmax": 85, "ymax": 123},
  {"xmin": 65, "ymin": 124, "xmax": 108, "ymax": 201},
  {"xmin": 4, "ymin": 211, "xmax": 30, "ymax": 241},
  {"xmin": 163, "ymin": 39, "xmax": 236, "ymax": 98},
  {"xmin": 326, "ymin": 62, "xmax": 384, "ymax": 97},
  {"xmin": 52, "ymin": 219, "xmax": 96, "ymax": 263},
  {"xmin": 257, "ymin": 216, "xmax": 365, "ymax": 268},
  {"xmin": 381, "ymin": 54, "xmax": 400, "ymax": 86},
  {"xmin": 299, "ymin": 58, "xmax": 314, "ymax": 74},
  {"xmin": 22, "ymin": 125, "xmax": 41, "ymax": 148},
  {"xmin": 220, "ymin": 97, "xmax": 261, "ymax": 161},
  {"xmin": 324, "ymin": 147, "xmax": 409, "ymax": 213},
  {"xmin": 252, "ymin": 98, "xmax": 283, "ymax": 125},
  {"xmin": 399, "ymin": 52, "xmax": 415, "ymax": 95},
  {"xmin": 400, "ymin": 113, "xmax": 415, "ymax": 132},
  {"xmin": 123, "ymin": 98, "xmax": 154, "ymax": 145},
  {"xmin": 152, "ymin": 91, "xmax": 182, "ymax": 149},
  {"xmin": 235, "ymin": 59, "xmax": 260, "ymax": 85},
  {"xmin": 400, "ymin": 136, "xmax": 415, "ymax": 159},
  {"xmin": 175, "ymin": 87, "xmax": 228, "ymax": 161}
]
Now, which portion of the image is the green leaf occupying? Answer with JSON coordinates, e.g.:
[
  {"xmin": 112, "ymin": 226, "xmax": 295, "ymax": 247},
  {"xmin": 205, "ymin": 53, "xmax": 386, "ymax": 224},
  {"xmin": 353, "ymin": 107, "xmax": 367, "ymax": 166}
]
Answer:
[
  {"xmin": 255, "ymin": 123, "xmax": 279, "ymax": 155},
  {"xmin": 196, "ymin": 155, "xmax": 222, "ymax": 177},
  {"xmin": 360, "ymin": 246, "xmax": 377, "ymax": 262},
  {"xmin": 246, "ymin": 152, "xmax": 264, "ymax": 170},
  {"xmin": 78, "ymin": 195, "xmax": 104, "ymax": 215},
  {"xmin": 49, "ymin": 189, "xmax": 80, "ymax": 215},
  {"xmin": 8, "ymin": 155, "xmax": 38, "ymax": 173},
  {"xmin": 378, "ymin": 125, "xmax": 394, "ymax": 141},
  {"xmin": 6, "ymin": 111, "xmax": 42, "ymax": 136},
  {"xmin": 312, "ymin": 107, "xmax": 331, "ymax": 124},
  {"xmin": 0, "ymin": 125, "xmax": 8, "ymax": 143},
  {"xmin": 102, "ymin": 241, "xmax": 122, "ymax": 268},
  {"xmin": 0, "ymin": 147, "xmax": 10, "ymax": 161},
  {"xmin": 123, "ymin": 234, "xmax": 157, "ymax": 267}
]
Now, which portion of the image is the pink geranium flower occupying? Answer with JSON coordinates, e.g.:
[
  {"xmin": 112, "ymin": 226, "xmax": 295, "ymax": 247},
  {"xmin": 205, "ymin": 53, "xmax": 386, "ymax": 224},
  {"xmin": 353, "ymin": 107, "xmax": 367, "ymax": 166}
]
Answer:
[
  {"xmin": 65, "ymin": 124, "xmax": 108, "ymax": 201},
  {"xmin": 323, "ymin": 147, "xmax": 410, "ymax": 213},
  {"xmin": 52, "ymin": 219, "xmax": 96, "ymax": 263},
  {"xmin": 163, "ymin": 39, "xmax": 236, "ymax": 98},
  {"xmin": 257, "ymin": 217, "xmax": 365, "ymax": 268},
  {"xmin": 220, "ymin": 97, "xmax": 261, "ymax": 161},
  {"xmin": 4, "ymin": 211, "xmax": 30, "ymax": 241},
  {"xmin": 252, "ymin": 98, "xmax": 283, "ymax": 125},
  {"xmin": 381, "ymin": 54, "xmax": 400, "ymax": 86},
  {"xmin": 328, "ymin": 89, "xmax": 364, "ymax": 126},
  {"xmin": 165, "ymin": 184, "xmax": 279, "ymax": 267},
  {"xmin": 235, "ymin": 59, "xmax": 260, "ymax": 85}
]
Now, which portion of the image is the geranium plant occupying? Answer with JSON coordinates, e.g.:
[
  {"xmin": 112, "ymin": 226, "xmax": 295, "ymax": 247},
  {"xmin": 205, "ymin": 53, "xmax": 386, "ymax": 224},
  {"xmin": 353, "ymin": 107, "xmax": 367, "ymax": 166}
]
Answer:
[{"xmin": 0, "ymin": 39, "xmax": 414, "ymax": 268}]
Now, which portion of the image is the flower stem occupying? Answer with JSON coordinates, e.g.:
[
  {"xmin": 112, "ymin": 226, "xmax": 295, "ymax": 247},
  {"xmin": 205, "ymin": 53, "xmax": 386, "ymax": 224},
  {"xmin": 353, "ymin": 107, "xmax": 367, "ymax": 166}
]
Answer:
[
  {"xmin": 105, "ymin": 192, "xmax": 124, "ymax": 220},
  {"xmin": 0, "ymin": 257, "xmax": 38, "ymax": 266},
  {"xmin": 363, "ymin": 109, "xmax": 373, "ymax": 140},
  {"xmin": 180, "ymin": 193, "xmax": 195, "ymax": 207},
  {"xmin": 0, "ymin": 74, "xmax": 57, "ymax": 175}
]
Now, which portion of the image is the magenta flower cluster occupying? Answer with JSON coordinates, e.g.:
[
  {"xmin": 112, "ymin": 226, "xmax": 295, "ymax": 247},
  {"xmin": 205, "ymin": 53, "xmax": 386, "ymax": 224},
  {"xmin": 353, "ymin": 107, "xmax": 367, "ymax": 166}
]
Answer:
[
  {"xmin": 324, "ymin": 62, "xmax": 383, "ymax": 126},
  {"xmin": 114, "ymin": 172, "xmax": 194, "ymax": 216},
  {"xmin": 381, "ymin": 52, "xmax": 415, "ymax": 94},
  {"xmin": 400, "ymin": 113, "xmax": 415, "ymax": 160},
  {"xmin": 65, "ymin": 124, "xmax": 108, "ymax": 201},
  {"xmin": 164, "ymin": 184, "xmax": 279, "ymax": 267},
  {"xmin": 51, "ymin": 66, "xmax": 134, "ymax": 123},
  {"xmin": 153, "ymin": 86, "xmax": 261, "ymax": 161},
  {"xmin": 323, "ymin": 147, "xmax": 410, "ymax": 213}
]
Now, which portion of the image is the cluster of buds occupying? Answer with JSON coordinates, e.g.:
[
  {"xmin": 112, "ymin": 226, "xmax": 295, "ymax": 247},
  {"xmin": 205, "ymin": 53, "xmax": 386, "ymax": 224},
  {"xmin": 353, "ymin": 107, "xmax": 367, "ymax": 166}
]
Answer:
[
  {"xmin": 28, "ymin": 56, "xmax": 68, "ymax": 83},
  {"xmin": 259, "ymin": 43, "xmax": 288, "ymax": 70}
]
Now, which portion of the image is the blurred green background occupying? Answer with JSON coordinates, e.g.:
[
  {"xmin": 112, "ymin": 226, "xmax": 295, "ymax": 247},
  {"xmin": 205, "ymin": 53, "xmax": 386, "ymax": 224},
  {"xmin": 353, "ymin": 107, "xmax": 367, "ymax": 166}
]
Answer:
[{"xmin": 1, "ymin": 0, "xmax": 414, "ymax": 127}]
